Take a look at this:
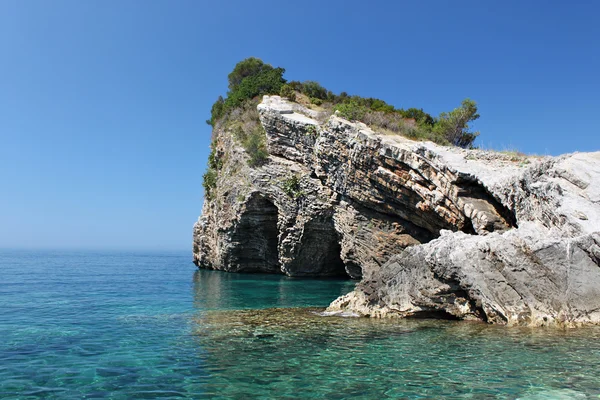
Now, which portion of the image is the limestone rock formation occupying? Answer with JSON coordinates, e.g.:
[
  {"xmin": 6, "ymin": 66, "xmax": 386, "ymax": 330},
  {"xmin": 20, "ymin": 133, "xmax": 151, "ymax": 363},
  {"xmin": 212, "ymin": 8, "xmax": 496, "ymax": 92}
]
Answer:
[
  {"xmin": 194, "ymin": 95, "xmax": 600, "ymax": 326},
  {"xmin": 329, "ymin": 152, "xmax": 600, "ymax": 326}
]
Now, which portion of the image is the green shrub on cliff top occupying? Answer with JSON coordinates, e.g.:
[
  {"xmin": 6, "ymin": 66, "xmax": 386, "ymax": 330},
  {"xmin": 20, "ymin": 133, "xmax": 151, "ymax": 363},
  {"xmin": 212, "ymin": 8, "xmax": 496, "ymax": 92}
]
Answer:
[
  {"xmin": 207, "ymin": 58, "xmax": 286, "ymax": 126},
  {"xmin": 227, "ymin": 57, "xmax": 274, "ymax": 91},
  {"xmin": 226, "ymin": 67, "xmax": 285, "ymax": 106},
  {"xmin": 432, "ymin": 99, "xmax": 480, "ymax": 148},
  {"xmin": 207, "ymin": 57, "xmax": 482, "ymax": 150},
  {"xmin": 334, "ymin": 101, "xmax": 368, "ymax": 121},
  {"xmin": 279, "ymin": 84, "xmax": 296, "ymax": 102},
  {"xmin": 302, "ymin": 81, "xmax": 328, "ymax": 100},
  {"xmin": 399, "ymin": 108, "xmax": 435, "ymax": 126}
]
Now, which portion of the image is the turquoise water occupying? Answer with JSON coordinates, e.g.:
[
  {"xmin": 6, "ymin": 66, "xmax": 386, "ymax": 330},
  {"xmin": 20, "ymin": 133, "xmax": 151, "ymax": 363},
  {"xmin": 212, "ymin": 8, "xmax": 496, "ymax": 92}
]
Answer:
[{"xmin": 1, "ymin": 250, "xmax": 599, "ymax": 399}]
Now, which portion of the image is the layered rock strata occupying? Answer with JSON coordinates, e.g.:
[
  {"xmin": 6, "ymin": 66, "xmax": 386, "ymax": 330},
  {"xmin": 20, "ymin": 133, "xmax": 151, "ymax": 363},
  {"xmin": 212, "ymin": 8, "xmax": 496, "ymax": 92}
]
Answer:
[{"xmin": 194, "ymin": 96, "xmax": 600, "ymax": 326}]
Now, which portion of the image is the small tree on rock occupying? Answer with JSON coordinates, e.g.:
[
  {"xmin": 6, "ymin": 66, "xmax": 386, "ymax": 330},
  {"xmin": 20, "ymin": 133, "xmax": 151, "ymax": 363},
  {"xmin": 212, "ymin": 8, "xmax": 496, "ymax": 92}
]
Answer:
[
  {"xmin": 433, "ymin": 99, "xmax": 480, "ymax": 148},
  {"xmin": 228, "ymin": 57, "xmax": 272, "ymax": 91}
]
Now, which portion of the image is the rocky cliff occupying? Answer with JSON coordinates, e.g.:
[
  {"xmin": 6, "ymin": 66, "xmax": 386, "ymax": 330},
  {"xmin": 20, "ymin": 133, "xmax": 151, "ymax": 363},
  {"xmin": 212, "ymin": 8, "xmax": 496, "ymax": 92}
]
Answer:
[{"xmin": 194, "ymin": 96, "xmax": 600, "ymax": 326}]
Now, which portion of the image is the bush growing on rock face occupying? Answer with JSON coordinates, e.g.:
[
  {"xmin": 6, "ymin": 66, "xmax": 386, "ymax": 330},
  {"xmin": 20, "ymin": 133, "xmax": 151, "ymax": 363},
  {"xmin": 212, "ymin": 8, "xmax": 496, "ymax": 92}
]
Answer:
[
  {"xmin": 202, "ymin": 144, "xmax": 222, "ymax": 200},
  {"xmin": 233, "ymin": 100, "xmax": 261, "ymax": 127},
  {"xmin": 202, "ymin": 168, "xmax": 217, "ymax": 200},
  {"xmin": 282, "ymin": 175, "xmax": 303, "ymax": 198},
  {"xmin": 304, "ymin": 124, "xmax": 317, "ymax": 137},
  {"xmin": 225, "ymin": 102, "xmax": 268, "ymax": 167},
  {"xmin": 243, "ymin": 125, "xmax": 269, "ymax": 167},
  {"xmin": 207, "ymin": 146, "xmax": 223, "ymax": 170},
  {"xmin": 206, "ymin": 96, "xmax": 225, "ymax": 127}
]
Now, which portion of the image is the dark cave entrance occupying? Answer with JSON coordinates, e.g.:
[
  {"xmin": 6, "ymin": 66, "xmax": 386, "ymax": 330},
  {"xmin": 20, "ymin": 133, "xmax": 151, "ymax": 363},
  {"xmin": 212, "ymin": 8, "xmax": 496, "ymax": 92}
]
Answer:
[
  {"xmin": 229, "ymin": 194, "xmax": 280, "ymax": 273},
  {"xmin": 455, "ymin": 178, "xmax": 518, "ymax": 232},
  {"xmin": 285, "ymin": 216, "xmax": 348, "ymax": 278},
  {"xmin": 461, "ymin": 217, "xmax": 477, "ymax": 235}
]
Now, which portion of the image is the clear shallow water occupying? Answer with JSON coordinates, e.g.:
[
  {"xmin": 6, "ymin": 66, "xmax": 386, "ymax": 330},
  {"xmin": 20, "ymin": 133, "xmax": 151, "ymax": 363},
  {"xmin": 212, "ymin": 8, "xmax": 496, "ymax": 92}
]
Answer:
[{"xmin": 1, "ymin": 250, "xmax": 599, "ymax": 399}]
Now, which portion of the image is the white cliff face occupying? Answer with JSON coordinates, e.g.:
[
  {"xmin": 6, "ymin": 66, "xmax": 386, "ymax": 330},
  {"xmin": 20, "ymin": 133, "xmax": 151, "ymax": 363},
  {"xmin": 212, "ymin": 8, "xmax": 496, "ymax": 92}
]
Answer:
[{"xmin": 196, "ymin": 96, "xmax": 600, "ymax": 326}]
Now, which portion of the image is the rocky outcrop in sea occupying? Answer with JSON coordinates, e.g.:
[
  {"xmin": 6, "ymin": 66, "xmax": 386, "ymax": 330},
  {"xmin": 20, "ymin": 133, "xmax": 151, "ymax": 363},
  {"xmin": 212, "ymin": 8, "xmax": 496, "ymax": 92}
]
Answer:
[{"xmin": 194, "ymin": 96, "xmax": 600, "ymax": 326}]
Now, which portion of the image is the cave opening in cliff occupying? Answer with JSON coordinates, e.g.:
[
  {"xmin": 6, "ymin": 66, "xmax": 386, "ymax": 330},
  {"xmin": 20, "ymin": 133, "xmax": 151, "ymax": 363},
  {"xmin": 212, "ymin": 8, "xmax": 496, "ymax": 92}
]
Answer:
[
  {"xmin": 461, "ymin": 218, "xmax": 477, "ymax": 235},
  {"xmin": 326, "ymin": 240, "xmax": 348, "ymax": 278},
  {"xmin": 455, "ymin": 178, "xmax": 518, "ymax": 231},
  {"xmin": 229, "ymin": 194, "xmax": 280, "ymax": 273},
  {"xmin": 285, "ymin": 217, "xmax": 348, "ymax": 278}
]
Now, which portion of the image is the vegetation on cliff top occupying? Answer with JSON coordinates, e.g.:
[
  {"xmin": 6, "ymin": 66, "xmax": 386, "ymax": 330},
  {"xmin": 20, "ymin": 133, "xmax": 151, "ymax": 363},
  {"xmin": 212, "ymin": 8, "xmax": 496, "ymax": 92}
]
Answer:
[
  {"xmin": 206, "ymin": 57, "xmax": 286, "ymax": 127},
  {"xmin": 207, "ymin": 57, "xmax": 480, "ymax": 149},
  {"xmin": 202, "ymin": 57, "xmax": 481, "ymax": 198}
]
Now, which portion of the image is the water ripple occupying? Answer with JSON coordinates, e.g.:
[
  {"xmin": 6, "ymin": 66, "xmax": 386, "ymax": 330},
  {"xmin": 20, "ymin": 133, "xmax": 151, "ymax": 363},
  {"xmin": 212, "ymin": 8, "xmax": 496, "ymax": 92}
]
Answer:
[{"xmin": 1, "ymin": 250, "xmax": 600, "ymax": 399}]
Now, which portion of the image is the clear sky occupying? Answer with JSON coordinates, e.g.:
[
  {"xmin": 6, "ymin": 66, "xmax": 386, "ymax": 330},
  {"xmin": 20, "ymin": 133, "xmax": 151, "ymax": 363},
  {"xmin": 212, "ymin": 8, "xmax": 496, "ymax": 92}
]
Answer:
[{"xmin": 1, "ymin": 0, "xmax": 599, "ymax": 251}]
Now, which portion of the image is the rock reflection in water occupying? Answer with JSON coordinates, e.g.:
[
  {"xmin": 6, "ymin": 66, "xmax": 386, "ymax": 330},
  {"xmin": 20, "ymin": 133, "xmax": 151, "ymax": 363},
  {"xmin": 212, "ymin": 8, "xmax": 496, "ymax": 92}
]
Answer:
[{"xmin": 192, "ymin": 269, "xmax": 355, "ymax": 312}]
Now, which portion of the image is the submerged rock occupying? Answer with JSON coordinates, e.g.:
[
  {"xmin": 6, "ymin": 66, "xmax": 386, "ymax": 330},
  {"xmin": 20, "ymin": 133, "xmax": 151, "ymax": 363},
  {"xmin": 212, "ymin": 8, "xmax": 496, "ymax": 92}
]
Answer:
[
  {"xmin": 194, "ymin": 95, "xmax": 600, "ymax": 326},
  {"xmin": 192, "ymin": 307, "xmax": 418, "ymax": 342}
]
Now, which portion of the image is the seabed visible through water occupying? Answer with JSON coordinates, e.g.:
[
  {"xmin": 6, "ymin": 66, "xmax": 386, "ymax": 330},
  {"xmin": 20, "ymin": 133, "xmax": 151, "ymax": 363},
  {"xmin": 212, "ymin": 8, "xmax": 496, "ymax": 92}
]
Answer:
[{"xmin": 1, "ymin": 250, "xmax": 599, "ymax": 399}]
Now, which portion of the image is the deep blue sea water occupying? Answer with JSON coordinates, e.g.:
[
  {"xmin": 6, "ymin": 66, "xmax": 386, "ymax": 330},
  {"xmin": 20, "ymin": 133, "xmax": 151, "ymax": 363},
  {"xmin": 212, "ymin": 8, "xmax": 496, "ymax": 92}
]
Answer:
[{"xmin": 1, "ymin": 250, "xmax": 600, "ymax": 399}]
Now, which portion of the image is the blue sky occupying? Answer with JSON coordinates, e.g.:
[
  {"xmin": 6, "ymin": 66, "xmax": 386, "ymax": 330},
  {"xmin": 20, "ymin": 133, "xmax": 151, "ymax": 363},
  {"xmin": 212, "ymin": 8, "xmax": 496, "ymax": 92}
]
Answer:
[{"xmin": 1, "ymin": 0, "xmax": 599, "ymax": 251}]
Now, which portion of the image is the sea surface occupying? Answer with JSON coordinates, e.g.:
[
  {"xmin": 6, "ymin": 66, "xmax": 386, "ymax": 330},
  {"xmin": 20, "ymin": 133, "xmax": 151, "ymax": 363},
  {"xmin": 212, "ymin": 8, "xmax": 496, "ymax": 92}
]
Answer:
[{"xmin": 1, "ymin": 250, "xmax": 599, "ymax": 399}]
